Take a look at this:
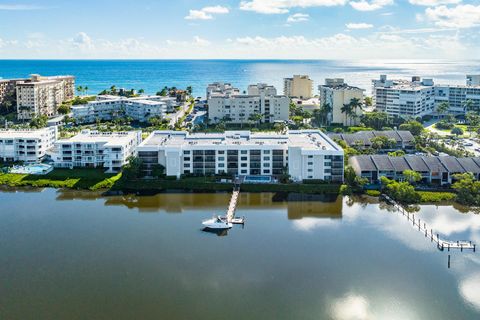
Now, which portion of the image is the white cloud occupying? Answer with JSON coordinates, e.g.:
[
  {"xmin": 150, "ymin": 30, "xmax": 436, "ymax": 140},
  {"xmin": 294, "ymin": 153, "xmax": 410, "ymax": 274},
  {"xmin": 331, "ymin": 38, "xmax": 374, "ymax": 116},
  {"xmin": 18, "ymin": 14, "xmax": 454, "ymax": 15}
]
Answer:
[
  {"xmin": 459, "ymin": 273, "xmax": 480, "ymax": 311},
  {"xmin": 349, "ymin": 0, "xmax": 393, "ymax": 11},
  {"xmin": 193, "ymin": 36, "xmax": 211, "ymax": 46},
  {"xmin": 71, "ymin": 32, "xmax": 93, "ymax": 50},
  {"xmin": 330, "ymin": 293, "xmax": 371, "ymax": 320},
  {"xmin": 346, "ymin": 22, "xmax": 374, "ymax": 29},
  {"xmin": 0, "ymin": 4, "xmax": 42, "ymax": 10},
  {"xmin": 239, "ymin": 0, "xmax": 347, "ymax": 14},
  {"xmin": 287, "ymin": 13, "xmax": 310, "ymax": 22},
  {"xmin": 185, "ymin": 5, "xmax": 229, "ymax": 20},
  {"xmin": 409, "ymin": 0, "xmax": 461, "ymax": 6},
  {"xmin": 425, "ymin": 4, "xmax": 480, "ymax": 28}
]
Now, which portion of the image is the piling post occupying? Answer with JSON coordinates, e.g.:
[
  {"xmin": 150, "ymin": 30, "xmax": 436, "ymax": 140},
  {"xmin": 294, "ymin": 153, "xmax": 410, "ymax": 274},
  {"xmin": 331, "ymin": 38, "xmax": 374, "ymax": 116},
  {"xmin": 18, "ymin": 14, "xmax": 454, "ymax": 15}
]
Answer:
[
  {"xmin": 448, "ymin": 255, "xmax": 451, "ymax": 269},
  {"xmin": 474, "ymin": 244, "xmax": 476, "ymax": 252},
  {"xmin": 418, "ymin": 219, "xmax": 421, "ymax": 231}
]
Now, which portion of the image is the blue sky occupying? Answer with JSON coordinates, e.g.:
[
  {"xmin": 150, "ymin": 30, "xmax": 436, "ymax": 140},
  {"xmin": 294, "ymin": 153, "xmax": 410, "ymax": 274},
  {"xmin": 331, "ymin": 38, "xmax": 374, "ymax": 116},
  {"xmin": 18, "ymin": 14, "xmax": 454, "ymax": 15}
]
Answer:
[{"xmin": 0, "ymin": 0, "xmax": 479, "ymax": 59}]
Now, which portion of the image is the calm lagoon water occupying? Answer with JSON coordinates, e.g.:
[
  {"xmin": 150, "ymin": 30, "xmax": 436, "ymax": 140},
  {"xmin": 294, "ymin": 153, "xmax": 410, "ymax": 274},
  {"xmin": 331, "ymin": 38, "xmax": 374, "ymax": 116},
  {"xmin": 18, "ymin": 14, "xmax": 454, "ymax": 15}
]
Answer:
[
  {"xmin": 1, "ymin": 59, "xmax": 479, "ymax": 97},
  {"xmin": 0, "ymin": 189, "xmax": 479, "ymax": 319}
]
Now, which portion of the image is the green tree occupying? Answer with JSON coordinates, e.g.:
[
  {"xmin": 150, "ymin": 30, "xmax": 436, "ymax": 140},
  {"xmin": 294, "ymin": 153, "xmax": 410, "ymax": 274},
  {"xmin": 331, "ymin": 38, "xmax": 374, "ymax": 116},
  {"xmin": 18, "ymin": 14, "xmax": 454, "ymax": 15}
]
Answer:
[
  {"xmin": 436, "ymin": 102, "xmax": 449, "ymax": 118},
  {"xmin": 364, "ymin": 96, "xmax": 373, "ymax": 107},
  {"xmin": 371, "ymin": 136, "xmax": 397, "ymax": 150},
  {"xmin": 122, "ymin": 156, "xmax": 143, "ymax": 180},
  {"xmin": 76, "ymin": 85, "xmax": 83, "ymax": 97},
  {"xmin": 138, "ymin": 89, "xmax": 145, "ymax": 95},
  {"xmin": 452, "ymin": 173, "xmax": 480, "ymax": 206},
  {"xmin": 403, "ymin": 170, "xmax": 422, "ymax": 184},
  {"xmin": 248, "ymin": 113, "xmax": 263, "ymax": 128},
  {"xmin": 380, "ymin": 176, "xmax": 420, "ymax": 204},
  {"xmin": 274, "ymin": 122, "xmax": 288, "ymax": 134},
  {"xmin": 399, "ymin": 120, "xmax": 424, "ymax": 136},
  {"xmin": 361, "ymin": 112, "xmax": 389, "ymax": 130},
  {"xmin": 29, "ymin": 115, "xmax": 48, "ymax": 128},
  {"xmin": 58, "ymin": 103, "xmax": 71, "ymax": 115},
  {"xmin": 451, "ymin": 127, "xmax": 464, "ymax": 136},
  {"xmin": 388, "ymin": 150, "xmax": 406, "ymax": 157}
]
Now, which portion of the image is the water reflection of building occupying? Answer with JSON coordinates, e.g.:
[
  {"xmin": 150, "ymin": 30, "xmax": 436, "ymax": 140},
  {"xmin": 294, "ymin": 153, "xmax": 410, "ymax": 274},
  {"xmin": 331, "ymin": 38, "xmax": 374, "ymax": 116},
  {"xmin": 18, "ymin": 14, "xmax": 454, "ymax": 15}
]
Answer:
[
  {"xmin": 55, "ymin": 191, "xmax": 344, "ymax": 220},
  {"xmin": 286, "ymin": 194, "xmax": 343, "ymax": 220}
]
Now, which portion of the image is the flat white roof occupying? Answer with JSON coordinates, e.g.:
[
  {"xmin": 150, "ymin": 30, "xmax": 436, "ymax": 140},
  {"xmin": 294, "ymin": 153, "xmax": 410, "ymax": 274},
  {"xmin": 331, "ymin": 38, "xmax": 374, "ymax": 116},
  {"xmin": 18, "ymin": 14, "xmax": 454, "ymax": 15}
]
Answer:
[
  {"xmin": 0, "ymin": 127, "xmax": 55, "ymax": 139},
  {"xmin": 57, "ymin": 130, "xmax": 139, "ymax": 146},
  {"xmin": 140, "ymin": 130, "xmax": 342, "ymax": 152}
]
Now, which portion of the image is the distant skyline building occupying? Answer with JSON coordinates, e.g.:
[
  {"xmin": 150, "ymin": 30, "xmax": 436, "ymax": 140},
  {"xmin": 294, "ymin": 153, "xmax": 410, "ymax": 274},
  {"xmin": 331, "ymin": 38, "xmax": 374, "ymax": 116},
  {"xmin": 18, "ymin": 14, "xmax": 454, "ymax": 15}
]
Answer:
[
  {"xmin": 319, "ymin": 78, "xmax": 364, "ymax": 126},
  {"xmin": 207, "ymin": 83, "xmax": 289, "ymax": 124},
  {"xmin": 372, "ymin": 75, "xmax": 435, "ymax": 118},
  {"xmin": 16, "ymin": 74, "xmax": 75, "ymax": 120},
  {"xmin": 435, "ymin": 75, "xmax": 480, "ymax": 115},
  {"xmin": 284, "ymin": 75, "xmax": 313, "ymax": 99}
]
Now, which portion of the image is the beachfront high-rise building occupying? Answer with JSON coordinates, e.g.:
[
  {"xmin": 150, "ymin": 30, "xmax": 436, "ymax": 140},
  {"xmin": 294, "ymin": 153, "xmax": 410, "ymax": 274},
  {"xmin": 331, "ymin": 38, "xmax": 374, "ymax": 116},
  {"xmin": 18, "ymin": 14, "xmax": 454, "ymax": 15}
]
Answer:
[
  {"xmin": 52, "ymin": 130, "xmax": 141, "ymax": 173},
  {"xmin": 0, "ymin": 79, "xmax": 18, "ymax": 111},
  {"xmin": 434, "ymin": 75, "xmax": 480, "ymax": 115},
  {"xmin": 137, "ymin": 130, "xmax": 344, "ymax": 182},
  {"xmin": 16, "ymin": 74, "xmax": 75, "ymax": 120},
  {"xmin": 71, "ymin": 95, "xmax": 176, "ymax": 124},
  {"xmin": 284, "ymin": 75, "xmax": 313, "ymax": 99},
  {"xmin": 372, "ymin": 75, "xmax": 435, "ymax": 118},
  {"xmin": 319, "ymin": 79, "xmax": 364, "ymax": 126},
  {"xmin": 208, "ymin": 83, "xmax": 289, "ymax": 124},
  {"xmin": 0, "ymin": 126, "xmax": 58, "ymax": 163}
]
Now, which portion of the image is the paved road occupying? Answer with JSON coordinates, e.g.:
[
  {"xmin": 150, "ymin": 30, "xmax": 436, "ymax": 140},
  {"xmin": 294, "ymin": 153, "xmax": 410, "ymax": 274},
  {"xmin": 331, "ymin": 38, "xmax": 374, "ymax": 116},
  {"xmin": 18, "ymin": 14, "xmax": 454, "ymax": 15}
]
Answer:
[{"xmin": 165, "ymin": 102, "xmax": 191, "ymax": 127}]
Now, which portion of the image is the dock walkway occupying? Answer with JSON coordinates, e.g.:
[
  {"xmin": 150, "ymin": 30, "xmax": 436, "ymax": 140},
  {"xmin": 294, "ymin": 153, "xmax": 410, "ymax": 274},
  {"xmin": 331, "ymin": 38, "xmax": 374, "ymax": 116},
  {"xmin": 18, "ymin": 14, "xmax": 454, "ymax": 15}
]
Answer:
[
  {"xmin": 382, "ymin": 194, "xmax": 476, "ymax": 252},
  {"xmin": 226, "ymin": 184, "xmax": 241, "ymax": 223}
]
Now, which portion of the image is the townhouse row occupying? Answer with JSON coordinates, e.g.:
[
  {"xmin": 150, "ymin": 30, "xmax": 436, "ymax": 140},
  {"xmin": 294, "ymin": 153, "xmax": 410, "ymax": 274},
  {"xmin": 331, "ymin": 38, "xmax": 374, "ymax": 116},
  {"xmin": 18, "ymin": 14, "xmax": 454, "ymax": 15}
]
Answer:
[{"xmin": 349, "ymin": 155, "xmax": 480, "ymax": 186}]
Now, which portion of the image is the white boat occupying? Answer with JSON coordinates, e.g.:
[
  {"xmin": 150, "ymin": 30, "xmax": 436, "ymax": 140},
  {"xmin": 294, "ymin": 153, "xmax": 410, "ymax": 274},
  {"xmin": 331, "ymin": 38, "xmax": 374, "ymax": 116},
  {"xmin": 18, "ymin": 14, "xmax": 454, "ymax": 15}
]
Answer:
[{"xmin": 202, "ymin": 216, "xmax": 233, "ymax": 230}]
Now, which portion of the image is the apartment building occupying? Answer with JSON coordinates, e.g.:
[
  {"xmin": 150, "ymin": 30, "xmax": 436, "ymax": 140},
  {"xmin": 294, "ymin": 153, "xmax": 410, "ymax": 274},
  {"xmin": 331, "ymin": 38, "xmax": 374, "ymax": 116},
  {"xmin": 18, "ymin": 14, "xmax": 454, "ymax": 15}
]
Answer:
[
  {"xmin": 137, "ymin": 130, "xmax": 344, "ymax": 182},
  {"xmin": 71, "ymin": 95, "xmax": 176, "ymax": 124},
  {"xmin": 16, "ymin": 74, "xmax": 75, "ymax": 120},
  {"xmin": 53, "ymin": 130, "xmax": 141, "ymax": 172},
  {"xmin": 349, "ymin": 155, "xmax": 480, "ymax": 186},
  {"xmin": 0, "ymin": 126, "xmax": 58, "ymax": 163},
  {"xmin": 206, "ymin": 82, "xmax": 240, "ymax": 99},
  {"xmin": 435, "ymin": 75, "xmax": 480, "ymax": 115},
  {"xmin": 208, "ymin": 83, "xmax": 289, "ymax": 124},
  {"xmin": 0, "ymin": 79, "xmax": 18, "ymax": 109},
  {"xmin": 372, "ymin": 75, "xmax": 435, "ymax": 118},
  {"xmin": 284, "ymin": 75, "xmax": 313, "ymax": 99},
  {"xmin": 319, "ymin": 78, "xmax": 364, "ymax": 126},
  {"xmin": 247, "ymin": 83, "xmax": 277, "ymax": 96}
]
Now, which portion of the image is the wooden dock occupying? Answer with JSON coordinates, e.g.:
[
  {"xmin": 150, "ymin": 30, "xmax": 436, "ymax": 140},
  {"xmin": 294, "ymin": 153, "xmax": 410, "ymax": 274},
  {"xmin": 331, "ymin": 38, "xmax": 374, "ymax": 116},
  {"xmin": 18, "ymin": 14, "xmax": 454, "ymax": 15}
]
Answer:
[
  {"xmin": 382, "ymin": 194, "xmax": 476, "ymax": 252},
  {"xmin": 226, "ymin": 184, "xmax": 241, "ymax": 223}
]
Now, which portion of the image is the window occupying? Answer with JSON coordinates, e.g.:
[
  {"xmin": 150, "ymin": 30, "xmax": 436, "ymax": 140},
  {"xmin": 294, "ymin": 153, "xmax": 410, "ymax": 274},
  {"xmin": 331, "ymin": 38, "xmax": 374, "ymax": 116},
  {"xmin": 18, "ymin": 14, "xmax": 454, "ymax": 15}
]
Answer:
[
  {"xmin": 241, "ymin": 150, "xmax": 248, "ymax": 154},
  {"xmin": 263, "ymin": 170, "xmax": 271, "ymax": 174},
  {"xmin": 241, "ymin": 157, "xmax": 248, "ymax": 161},
  {"xmin": 218, "ymin": 163, "xmax": 225, "ymax": 168},
  {"xmin": 308, "ymin": 155, "xmax": 313, "ymax": 159},
  {"xmin": 241, "ymin": 163, "xmax": 248, "ymax": 168},
  {"xmin": 308, "ymin": 169, "xmax": 313, "ymax": 172},
  {"xmin": 218, "ymin": 156, "xmax": 225, "ymax": 161},
  {"xmin": 184, "ymin": 163, "xmax": 190, "ymax": 168},
  {"xmin": 183, "ymin": 150, "xmax": 190, "ymax": 155},
  {"xmin": 263, "ymin": 156, "xmax": 270, "ymax": 161},
  {"xmin": 263, "ymin": 163, "xmax": 270, "ymax": 168},
  {"xmin": 308, "ymin": 162, "xmax": 313, "ymax": 165},
  {"xmin": 218, "ymin": 150, "xmax": 225, "ymax": 154},
  {"xmin": 241, "ymin": 170, "xmax": 248, "ymax": 174},
  {"xmin": 263, "ymin": 150, "xmax": 270, "ymax": 154},
  {"xmin": 184, "ymin": 157, "xmax": 191, "ymax": 161}
]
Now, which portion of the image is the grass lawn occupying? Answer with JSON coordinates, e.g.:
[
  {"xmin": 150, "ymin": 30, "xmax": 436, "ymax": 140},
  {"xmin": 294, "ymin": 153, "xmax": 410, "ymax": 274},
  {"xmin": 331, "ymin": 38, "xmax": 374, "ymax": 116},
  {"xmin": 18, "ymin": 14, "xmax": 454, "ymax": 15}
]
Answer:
[{"xmin": 0, "ymin": 169, "xmax": 120, "ymax": 190}]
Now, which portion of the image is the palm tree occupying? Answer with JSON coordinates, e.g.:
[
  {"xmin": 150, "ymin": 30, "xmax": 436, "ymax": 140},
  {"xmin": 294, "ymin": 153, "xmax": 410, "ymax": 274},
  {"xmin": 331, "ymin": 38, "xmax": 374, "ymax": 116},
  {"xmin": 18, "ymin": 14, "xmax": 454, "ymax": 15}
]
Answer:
[
  {"xmin": 274, "ymin": 122, "xmax": 288, "ymax": 134},
  {"xmin": 341, "ymin": 103, "xmax": 353, "ymax": 126},
  {"xmin": 138, "ymin": 89, "xmax": 145, "ymax": 95},
  {"xmin": 84, "ymin": 86, "xmax": 89, "ymax": 96},
  {"xmin": 76, "ymin": 85, "xmax": 83, "ymax": 97},
  {"xmin": 464, "ymin": 99, "xmax": 475, "ymax": 113},
  {"xmin": 436, "ymin": 101, "xmax": 449, "ymax": 118},
  {"xmin": 320, "ymin": 103, "xmax": 332, "ymax": 126}
]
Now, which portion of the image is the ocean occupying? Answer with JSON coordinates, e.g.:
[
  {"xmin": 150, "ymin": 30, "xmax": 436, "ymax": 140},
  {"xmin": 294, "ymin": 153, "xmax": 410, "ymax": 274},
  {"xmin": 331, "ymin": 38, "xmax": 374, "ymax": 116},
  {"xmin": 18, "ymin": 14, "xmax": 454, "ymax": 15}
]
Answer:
[{"xmin": 0, "ymin": 59, "xmax": 479, "ymax": 97}]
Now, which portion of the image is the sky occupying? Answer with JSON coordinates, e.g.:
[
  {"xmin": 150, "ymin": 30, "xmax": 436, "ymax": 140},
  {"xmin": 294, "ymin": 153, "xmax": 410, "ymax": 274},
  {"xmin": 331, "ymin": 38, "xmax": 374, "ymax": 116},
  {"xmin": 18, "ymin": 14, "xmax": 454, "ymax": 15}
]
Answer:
[{"xmin": 0, "ymin": 0, "xmax": 479, "ymax": 59}]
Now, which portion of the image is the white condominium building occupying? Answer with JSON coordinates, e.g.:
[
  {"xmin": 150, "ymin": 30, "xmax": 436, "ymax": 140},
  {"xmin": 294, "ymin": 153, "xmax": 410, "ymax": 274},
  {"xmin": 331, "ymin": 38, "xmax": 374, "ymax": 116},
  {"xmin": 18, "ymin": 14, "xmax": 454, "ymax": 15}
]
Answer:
[
  {"xmin": 16, "ymin": 74, "xmax": 75, "ymax": 120},
  {"xmin": 206, "ymin": 82, "xmax": 240, "ymax": 99},
  {"xmin": 372, "ymin": 75, "xmax": 435, "ymax": 118},
  {"xmin": 208, "ymin": 83, "xmax": 289, "ymax": 124},
  {"xmin": 0, "ymin": 126, "xmax": 58, "ymax": 163},
  {"xmin": 319, "ymin": 78, "xmax": 364, "ymax": 126},
  {"xmin": 435, "ymin": 75, "xmax": 480, "ymax": 115},
  {"xmin": 72, "ymin": 95, "xmax": 175, "ymax": 124},
  {"xmin": 53, "ymin": 130, "xmax": 142, "ymax": 173},
  {"xmin": 284, "ymin": 75, "xmax": 313, "ymax": 99},
  {"xmin": 137, "ymin": 130, "xmax": 344, "ymax": 182},
  {"xmin": 247, "ymin": 83, "xmax": 277, "ymax": 96}
]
